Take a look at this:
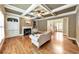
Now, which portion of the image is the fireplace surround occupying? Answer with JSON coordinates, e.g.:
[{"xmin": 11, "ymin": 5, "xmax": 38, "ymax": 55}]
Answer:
[{"xmin": 22, "ymin": 26, "xmax": 32, "ymax": 35}]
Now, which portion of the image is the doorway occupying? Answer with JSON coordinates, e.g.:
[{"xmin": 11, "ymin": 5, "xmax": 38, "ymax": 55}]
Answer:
[{"xmin": 47, "ymin": 18, "xmax": 63, "ymax": 33}]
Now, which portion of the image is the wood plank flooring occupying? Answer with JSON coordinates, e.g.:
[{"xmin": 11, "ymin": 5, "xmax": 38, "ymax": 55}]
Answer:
[{"xmin": 0, "ymin": 32, "xmax": 79, "ymax": 54}]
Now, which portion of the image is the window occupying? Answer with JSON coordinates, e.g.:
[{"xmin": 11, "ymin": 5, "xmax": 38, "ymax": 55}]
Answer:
[{"xmin": 0, "ymin": 11, "xmax": 4, "ymax": 43}]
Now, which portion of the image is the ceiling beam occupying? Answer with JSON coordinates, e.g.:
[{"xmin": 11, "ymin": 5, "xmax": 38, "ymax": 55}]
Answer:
[
  {"xmin": 6, "ymin": 12, "xmax": 21, "ymax": 17},
  {"xmin": 41, "ymin": 4, "xmax": 77, "ymax": 16},
  {"xmin": 28, "ymin": 4, "xmax": 77, "ymax": 20},
  {"xmin": 4, "ymin": 4, "xmax": 77, "ymax": 20},
  {"xmin": 4, "ymin": 4, "xmax": 36, "ymax": 19},
  {"xmin": 51, "ymin": 4, "xmax": 77, "ymax": 13},
  {"xmin": 76, "ymin": 5, "xmax": 79, "ymax": 13},
  {"xmin": 4, "ymin": 4, "xmax": 25, "ymax": 13},
  {"xmin": 40, "ymin": 4, "xmax": 50, "ymax": 12},
  {"xmin": 6, "ymin": 12, "xmax": 37, "ymax": 19},
  {"xmin": 37, "ymin": 10, "xmax": 77, "ymax": 20},
  {"xmin": 40, "ymin": 4, "xmax": 55, "ymax": 16},
  {"xmin": 48, "ymin": 10, "xmax": 77, "ymax": 19},
  {"xmin": 6, "ymin": 12, "xmax": 33, "ymax": 19},
  {"xmin": 22, "ymin": 4, "xmax": 40, "ymax": 16},
  {"xmin": 27, "ymin": 13, "xmax": 36, "ymax": 17}
]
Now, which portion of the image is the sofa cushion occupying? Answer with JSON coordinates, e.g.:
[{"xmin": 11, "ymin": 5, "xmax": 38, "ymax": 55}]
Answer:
[{"xmin": 29, "ymin": 34, "xmax": 41, "ymax": 42}]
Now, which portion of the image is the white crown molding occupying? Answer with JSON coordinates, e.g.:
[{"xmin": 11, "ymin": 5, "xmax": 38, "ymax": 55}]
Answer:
[{"xmin": 51, "ymin": 4, "xmax": 77, "ymax": 13}]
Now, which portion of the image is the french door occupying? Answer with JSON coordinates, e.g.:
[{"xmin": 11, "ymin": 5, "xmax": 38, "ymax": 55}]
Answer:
[{"xmin": 47, "ymin": 18, "xmax": 63, "ymax": 32}]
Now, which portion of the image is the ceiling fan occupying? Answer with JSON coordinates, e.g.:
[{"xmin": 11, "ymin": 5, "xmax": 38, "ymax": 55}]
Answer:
[{"xmin": 32, "ymin": 10, "xmax": 45, "ymax": 17}]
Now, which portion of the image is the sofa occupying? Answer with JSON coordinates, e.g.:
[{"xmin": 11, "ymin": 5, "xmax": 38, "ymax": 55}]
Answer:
[{"xmin": 29, "ymin": 31, "xmax": 51, "ymax": 48}]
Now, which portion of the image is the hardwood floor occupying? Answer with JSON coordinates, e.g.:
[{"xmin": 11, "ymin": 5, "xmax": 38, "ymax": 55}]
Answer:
[{"xmin": 1, "ymin": 32, "xmax": 79, "ymax": 54}]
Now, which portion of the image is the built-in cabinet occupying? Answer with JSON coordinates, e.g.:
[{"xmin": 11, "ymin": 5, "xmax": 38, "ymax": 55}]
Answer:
[{"xmin": 6, "ymin": 15, "xmax": 20, "ymax": 37}]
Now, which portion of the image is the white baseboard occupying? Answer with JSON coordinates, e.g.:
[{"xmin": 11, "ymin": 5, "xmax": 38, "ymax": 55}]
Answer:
[
  {"xmin": 76, "ymin": 40, "xmax": 79, "ymax": 47},
  {"xmin": 67, "ymin": 37, "xmax": 76, "ymax": 40},
  {"xmin": 67, "ymin": 36, "xmax": 79, "ymax": 47},
  {"xmin": 76, "ymin": 39, "xmax": 79, "ymax": 47},
  {"xmin": 5, "ymin": 34, "xmax": 23, "ymax": 39},
  {"xmin": 63, "ymin": 33, "xmax": 76, "ymax": 40},
  {"xmin": 63, "ymin": 34, "xmax": 68, "ymax": 36}
]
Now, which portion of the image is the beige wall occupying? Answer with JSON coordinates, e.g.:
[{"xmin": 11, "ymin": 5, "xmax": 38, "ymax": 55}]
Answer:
[
  {"xmin": 76, "ymin": 5, "xmax": 79, "ymax": 42},
  {"xmin": 36, "ymin": 20, "xmax": 47, "ymax": 31},
  {"xmin": 4, "ymin": 15, "xmax": 7, "ymax": 37},
  {"xmin": 20, "ymin": 18, "xmax": 33, "ymax": 34},
  {"xmin": 60, "ymin": 15, "xmax": 76, "ymax": 38},
  {"xmin": 20, "ymin": 18, "xmax": 26, "ymax": 34},
  {"xmin": 68, "ymin": 14, "xmax": 76, "ymax": 38},
  {"xmin": 63, "ymin": 17, "xmax": 69, "ymax": 36}
]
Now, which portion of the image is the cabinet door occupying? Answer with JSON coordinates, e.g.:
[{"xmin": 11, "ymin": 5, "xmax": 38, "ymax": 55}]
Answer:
[
  {"xmin": 6, "ymin": 22, "xmax": 13, "ymax": 30},
  {"xmin": 6, "ymin": 16, "xmax": 20, "ymax": 37},
  {"xmin": 7, "ymin": 30, "xmax": 19, "ymax": 37},
  {"xmin": 6, "ymin": 22, "xmax": 19, "ymax": 30}
]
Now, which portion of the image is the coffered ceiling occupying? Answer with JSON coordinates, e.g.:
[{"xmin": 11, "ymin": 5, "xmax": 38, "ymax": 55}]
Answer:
[
  {"xmin": 10, "ymin": 4, "xmax": 32, "ymax": 10},
  {"xmin": 4, "ymin": 4, "xmax": 77, "ymax": 20},
  {"xmin": 45, "ymin": 4, "xmax": 65, "ymax": 10},
  {"xmin": 5, "ymin": 8, "xmax": 22, "ymax": 15}
]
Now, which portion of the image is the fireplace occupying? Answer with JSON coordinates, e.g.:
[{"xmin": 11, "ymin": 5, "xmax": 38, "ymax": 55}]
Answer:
[
  {"xmin": 22, "ymin": 26, "xmax": 32, "ymax": 35},
  {"xmin": 24, "ymin": 28, "xmax": 31, "ymax": 35}
]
